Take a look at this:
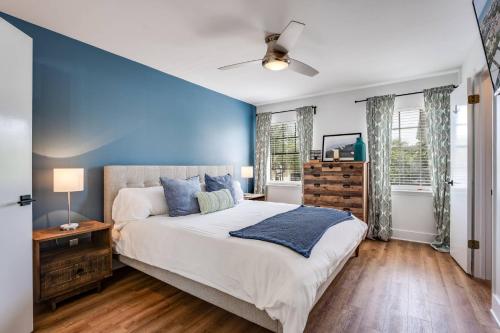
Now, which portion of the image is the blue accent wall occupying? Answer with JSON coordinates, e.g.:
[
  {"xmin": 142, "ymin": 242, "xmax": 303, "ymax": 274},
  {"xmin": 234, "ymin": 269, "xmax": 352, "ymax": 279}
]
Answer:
[{"xmin": 0, "ymin": 13, "xmax": 256, "ymax": 230}]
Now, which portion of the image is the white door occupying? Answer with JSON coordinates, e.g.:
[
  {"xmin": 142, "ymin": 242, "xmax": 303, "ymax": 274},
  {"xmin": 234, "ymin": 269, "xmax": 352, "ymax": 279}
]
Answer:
[
  {"xmin": 449, "ymin": 83, "xmax": 471, "ymax": 274},
  {"xmin": 0, "ymin": 18, "xmax": 33, "ymax": 332}
]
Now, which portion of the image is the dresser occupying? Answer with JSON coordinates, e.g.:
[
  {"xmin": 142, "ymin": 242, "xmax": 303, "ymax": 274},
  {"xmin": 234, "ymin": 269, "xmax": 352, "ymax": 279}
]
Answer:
[{"xmin": 303, "ymin": 161, "xmax": 368, "ymax": 222}]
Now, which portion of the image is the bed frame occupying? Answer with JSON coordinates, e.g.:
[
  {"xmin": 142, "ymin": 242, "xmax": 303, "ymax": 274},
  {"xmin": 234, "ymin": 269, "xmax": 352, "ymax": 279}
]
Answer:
[{"xmin": 103, "ymin": 165, "xmax": 362, "ymax": 332}]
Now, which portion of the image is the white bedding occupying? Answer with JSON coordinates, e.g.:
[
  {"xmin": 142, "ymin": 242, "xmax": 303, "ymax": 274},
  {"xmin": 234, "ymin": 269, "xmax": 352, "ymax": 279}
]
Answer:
[{"xmin": 114, "ymin": 200, "xmax": 367, "ymax": 333}]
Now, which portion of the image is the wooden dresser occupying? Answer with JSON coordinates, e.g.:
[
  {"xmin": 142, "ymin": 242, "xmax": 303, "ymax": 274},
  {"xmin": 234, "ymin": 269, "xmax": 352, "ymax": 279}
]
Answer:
[
  {"xmin": 303, "ymin": 161, "xmax": 368, "ymax": 222},
  {"xmin": 33, "ymin": 221, "xmax": 112, "ymax": 310}
]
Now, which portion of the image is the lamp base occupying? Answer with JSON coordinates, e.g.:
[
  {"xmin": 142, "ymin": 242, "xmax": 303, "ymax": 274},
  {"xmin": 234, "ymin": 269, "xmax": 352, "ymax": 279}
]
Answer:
[{"xmin": 59, "ymin": 223, "xmax": 79, "ymax": 231}]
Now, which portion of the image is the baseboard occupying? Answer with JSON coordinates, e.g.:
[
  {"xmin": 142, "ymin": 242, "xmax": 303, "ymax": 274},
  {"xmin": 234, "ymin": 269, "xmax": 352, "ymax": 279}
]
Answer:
[
  {"xmin": 491, "ymin": 294, "xmax": 500, "ymax": 327},
  {"xmin": 392, "ymin": 228, "xmax": 436, "ymax": 244}
]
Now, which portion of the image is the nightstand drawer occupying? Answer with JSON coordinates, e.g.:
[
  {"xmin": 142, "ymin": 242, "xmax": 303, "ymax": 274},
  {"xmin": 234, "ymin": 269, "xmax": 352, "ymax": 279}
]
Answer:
[{"xmin": 40, "ymin": 250, "xmax": 111, "ymax": 300}]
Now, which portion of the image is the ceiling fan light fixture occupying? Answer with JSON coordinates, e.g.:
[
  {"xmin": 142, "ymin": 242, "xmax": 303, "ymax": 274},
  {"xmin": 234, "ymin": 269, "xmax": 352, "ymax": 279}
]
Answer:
[{"xmin": 263, "ymin": 58, "xmax": 289, "ymax": 71}]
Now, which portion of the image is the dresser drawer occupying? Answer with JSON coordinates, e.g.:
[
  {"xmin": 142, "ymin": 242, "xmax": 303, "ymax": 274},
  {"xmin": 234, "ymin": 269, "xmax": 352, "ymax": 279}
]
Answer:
[
  {"xmin": 303, "ymin": 183, "xmax": 363, "ymax": 194},
  {"xmin": 40, "ymin": 250, "xmax": 111, "ymax": 300},
  {"xmin": 304, "ymin": 194, "xmax": 363, "ymax": 207}
]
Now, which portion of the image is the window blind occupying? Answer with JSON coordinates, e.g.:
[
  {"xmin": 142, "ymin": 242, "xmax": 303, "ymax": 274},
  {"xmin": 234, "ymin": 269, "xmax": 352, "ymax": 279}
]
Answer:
[
  {"xmin": 270, "ymin": 122, "xmax": 301, "ymax": 182},
  {"xmin": 390, "ymin": 109, "xmax": 431, "ymax": 187}
]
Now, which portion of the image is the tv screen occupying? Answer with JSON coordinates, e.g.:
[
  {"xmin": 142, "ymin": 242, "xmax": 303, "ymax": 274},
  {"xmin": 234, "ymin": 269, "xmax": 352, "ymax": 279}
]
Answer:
[{"xmin": 473, "ymin": 0, "xmax": 500, "ymax": 93}]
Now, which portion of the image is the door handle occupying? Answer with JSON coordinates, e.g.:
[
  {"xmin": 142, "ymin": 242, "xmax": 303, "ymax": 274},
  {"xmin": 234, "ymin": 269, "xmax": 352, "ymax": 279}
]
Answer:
[
  {"xmin": 446, "ymin": 180, "xmax": 454, "ymax": 186},
  {"xmin": 17, "ymin": 194, "xmax": 36, "ymax": 206}
]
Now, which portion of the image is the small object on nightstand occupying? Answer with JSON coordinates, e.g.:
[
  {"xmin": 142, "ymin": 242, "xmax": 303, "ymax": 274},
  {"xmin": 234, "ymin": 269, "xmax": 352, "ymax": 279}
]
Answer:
[
  {"xmin": 243, "ymin": 193, "xmax": 266, "ymax": 201},
  {"xmin": 59, "ymin": 222, "xmax": 79, "ymax": 231},
  {"xmin": 33, "ymin": 221, "xmax": 112, "ymax": 311}
]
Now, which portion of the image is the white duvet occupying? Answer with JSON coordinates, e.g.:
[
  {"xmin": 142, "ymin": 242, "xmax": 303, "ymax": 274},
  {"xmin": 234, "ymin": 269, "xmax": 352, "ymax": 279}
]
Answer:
[{"xmin": 114, "ymin": 200, "xmax": 367, "ymax": 333}]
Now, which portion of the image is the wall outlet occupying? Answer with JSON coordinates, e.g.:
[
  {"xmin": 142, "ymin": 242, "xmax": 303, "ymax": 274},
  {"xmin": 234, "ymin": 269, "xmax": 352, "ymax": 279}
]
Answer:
[{"xmin": 69, "ymin": 238, "xmax": 79, "ymax": 247}]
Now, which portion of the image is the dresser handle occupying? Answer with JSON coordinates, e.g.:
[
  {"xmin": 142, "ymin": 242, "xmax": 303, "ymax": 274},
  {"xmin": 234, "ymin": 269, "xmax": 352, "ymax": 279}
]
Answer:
[
  {"xmin": 343, "ymin": 174, "xmax": 350, "ymax": 178},
  {"xmin": 314, "ymin": 183, "xmax": 320, "ymax": 187},
  {"xmin": 328, "ymin": 164, "xmax": 333, "ymax": 169},
  {"xmin": 314, "ymin": 194, "xmax": 320, "ymax": 197},
  {"xmin": 313, "ymin": 174, "xmax": 320, "ymax": 177},
  {"xmin": 343, "ymin": 196, "xmax": 351, "ymax": 200},
  {"xmin": 342, "ymin": 184, "xmax": 351, "ymax": 188},
  {"xmin": 76, "ymin": 268, "xmax": 84, "ymax": 276},
  {"xmin": 311, "ymin": 165, "xmax": 315, "ymax": 169},
  {"xmin": 349, "ymin": 165, "xmax": 354, "ymax": 169}
]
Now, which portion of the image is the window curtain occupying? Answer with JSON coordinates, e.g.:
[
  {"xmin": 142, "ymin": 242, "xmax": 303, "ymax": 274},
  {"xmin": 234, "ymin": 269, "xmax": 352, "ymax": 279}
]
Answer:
[
  {"xmin": 424, "ymin": 85, "xmax": 455, "ymax": 252},
  {"xmin": 254, "ymin": 112, "xmax": 272, "ymax": 194},
  {"xmin": 296, "ymin": 106, "xmax": 314, "ymax": 164},
  {"xmin": 366, "ymin": 95, "xmax": 395, "ymax": 241}
]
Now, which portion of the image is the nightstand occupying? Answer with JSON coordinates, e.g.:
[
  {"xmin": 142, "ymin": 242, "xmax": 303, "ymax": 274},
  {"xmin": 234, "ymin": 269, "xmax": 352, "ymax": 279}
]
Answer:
[
  {"xmin": 244, "ymin": 193, "xmax": 266, "ymax": 201},
  {"xmin": 33, "ymin": 221, "xmax": 112, "ymax": 310}
]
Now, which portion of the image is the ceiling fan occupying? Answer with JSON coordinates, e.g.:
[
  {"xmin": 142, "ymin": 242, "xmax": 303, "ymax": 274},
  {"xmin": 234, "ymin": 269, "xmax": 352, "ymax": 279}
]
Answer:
[{"xmin": 218, "ymin": 20, "xmax": 319, "ymax": 77}]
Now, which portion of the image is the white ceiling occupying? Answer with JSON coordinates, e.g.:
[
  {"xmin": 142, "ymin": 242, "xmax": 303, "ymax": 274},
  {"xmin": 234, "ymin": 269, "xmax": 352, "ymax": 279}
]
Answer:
[{"xmin": 1, "ymin": 0, "xmax": 478, "ymax": 105}]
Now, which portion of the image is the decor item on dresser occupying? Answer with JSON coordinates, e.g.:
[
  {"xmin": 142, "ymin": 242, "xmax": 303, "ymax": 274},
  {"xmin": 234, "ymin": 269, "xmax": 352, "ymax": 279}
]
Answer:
[
  {"xmin": 322, "ymin": 133, "xmax": 361, "ymax": 161},
  {"xmin": 303, "ymin": 161, "xmax": 369, "ymax": 222},
  {"xmin": 354, "ymin": 137, "xmax": 367, "ymax": 161},
  {"xmin": 33, "ymin": 221, "xmax": 112, "ymax": 310},
  {"xmin": 310, "ymin": 149, "xmax": 322, "ymax": 161},
  {"xmin": 53, "ymin": 168, "xmax": 84, "ymax": 229}
]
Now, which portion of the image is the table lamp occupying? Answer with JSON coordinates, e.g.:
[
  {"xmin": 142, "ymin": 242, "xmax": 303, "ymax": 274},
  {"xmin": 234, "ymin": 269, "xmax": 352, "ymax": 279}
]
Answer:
[
  {"xmin": 241, "ymin": 166, "xmax": 253, "ymax": 193},
  {"xmin": 54, "ymin": 168, "xmax": 84, "ymax": 230}
]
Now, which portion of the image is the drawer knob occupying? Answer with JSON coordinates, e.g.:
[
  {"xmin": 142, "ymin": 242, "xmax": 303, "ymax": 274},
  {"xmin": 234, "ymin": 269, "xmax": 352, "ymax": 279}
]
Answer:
[
  {"xmin": 311, "ymin": 165, "xmax": 315, "ymax": 169},
  {"xmin": 313, "ymin": 174, "xmax": 320, "ymax": 177},
  {"xmin": 76, "ymin": 268, "xmax": 84, "ymax": 276},
  {"xmin": 328, "ymin": 164, "xmax": 333, "ymax": 169},
  {"xmin": 343, "ymin": 174, "xmax": 351, "ymax": 178},
  {"xmin": 314, "ymin": 183, "xmax": 320, "ymax": 187},
  {"xmin": 314, "ymin": 194, "xmax": 320, "ymax": 197},
  {"xmin": 349, "ymin": 165, "xmax": 354, "ymax": 169}
]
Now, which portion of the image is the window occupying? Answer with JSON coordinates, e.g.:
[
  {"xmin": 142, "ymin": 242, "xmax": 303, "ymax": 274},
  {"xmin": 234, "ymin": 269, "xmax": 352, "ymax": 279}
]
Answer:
[
  {"xmin": 390, "ymin": 108, "xmax": 431, "ymax": 188},
  {"xmin": 269, "ymin": 121, "xmax": 301, "ymax": 182}
]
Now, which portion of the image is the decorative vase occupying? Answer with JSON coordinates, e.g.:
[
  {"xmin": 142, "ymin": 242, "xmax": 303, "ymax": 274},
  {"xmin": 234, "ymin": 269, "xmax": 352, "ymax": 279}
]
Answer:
[{"xmin": 354, "ymin": 137, "xmax": 366, "ymax": 161}]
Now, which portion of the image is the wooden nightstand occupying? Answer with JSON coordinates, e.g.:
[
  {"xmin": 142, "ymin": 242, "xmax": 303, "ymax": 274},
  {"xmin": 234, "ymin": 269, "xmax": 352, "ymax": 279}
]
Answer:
[
  {"xmin": 243, "ymin": 193, "xmax": 266, "ymax": 201},
  {"xmin": 33, "ymin": 221, "xmax": 112, "ymax": 310}
]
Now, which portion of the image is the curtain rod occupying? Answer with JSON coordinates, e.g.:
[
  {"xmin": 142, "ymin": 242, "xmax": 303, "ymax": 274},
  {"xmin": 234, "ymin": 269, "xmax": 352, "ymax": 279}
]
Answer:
[
  {"xmin": 263, "ymin": 105, "xmax": 317, "ymax": 115},
  {"xmin": 354, "ymin": 85, "xmax": 458, "ymax": 103}
]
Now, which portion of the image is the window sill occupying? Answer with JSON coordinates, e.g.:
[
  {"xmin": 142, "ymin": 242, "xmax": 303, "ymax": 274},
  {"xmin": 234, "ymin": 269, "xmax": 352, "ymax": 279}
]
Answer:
[
  {"xmin": 266, "ymin": 182, "xmax": 302, "ymax": 188},
  {"xmin": 392, "ymin": 187, "xmax": 432, "ymax": 196}
]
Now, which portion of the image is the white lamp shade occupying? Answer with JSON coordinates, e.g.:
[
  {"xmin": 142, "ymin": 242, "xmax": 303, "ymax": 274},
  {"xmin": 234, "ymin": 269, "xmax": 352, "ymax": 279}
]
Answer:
[
  {"xmin": 54, "ymin": 168, "xmax": 84, "ymax": 192},
  {"xmin": 241, "ymin": 166, "xmax": 254, "ymax": 178}
]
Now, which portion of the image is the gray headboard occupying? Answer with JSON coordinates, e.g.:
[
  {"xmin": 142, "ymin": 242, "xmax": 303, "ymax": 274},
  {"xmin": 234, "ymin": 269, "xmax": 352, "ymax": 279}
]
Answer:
[{"xmin": 103, "ymin": 165, "xmax": 234, "ymax": 223}]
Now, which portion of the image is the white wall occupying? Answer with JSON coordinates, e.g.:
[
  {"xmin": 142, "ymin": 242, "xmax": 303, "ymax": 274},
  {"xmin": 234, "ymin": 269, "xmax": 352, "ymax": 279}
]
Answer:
[{"xmin": 261, "ymin": 72, "xmax": 460, "ymax": 243}]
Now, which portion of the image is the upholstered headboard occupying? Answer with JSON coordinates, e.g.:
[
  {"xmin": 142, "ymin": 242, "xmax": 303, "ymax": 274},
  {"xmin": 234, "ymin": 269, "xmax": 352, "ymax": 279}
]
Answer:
[{"xmin": 103, "ymin": 165, "xmax": 234, "ymax": 223}]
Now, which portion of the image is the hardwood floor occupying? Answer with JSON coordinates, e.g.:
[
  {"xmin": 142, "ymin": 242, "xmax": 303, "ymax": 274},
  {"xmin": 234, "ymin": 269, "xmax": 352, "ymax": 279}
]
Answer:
[{"xmin": 34, "ymin": 240, "xmax": 499, "ymax": 333}]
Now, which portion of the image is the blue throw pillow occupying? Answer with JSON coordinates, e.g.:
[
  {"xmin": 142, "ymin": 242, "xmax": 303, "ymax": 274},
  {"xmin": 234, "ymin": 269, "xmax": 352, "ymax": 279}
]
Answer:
[
  {"xmin": 160, "ymin": 176, "xmax": 201, "ymax": 217},
  {"xmin": 204, "ymin": 174, "xmax": 237, "ymax": 204}
]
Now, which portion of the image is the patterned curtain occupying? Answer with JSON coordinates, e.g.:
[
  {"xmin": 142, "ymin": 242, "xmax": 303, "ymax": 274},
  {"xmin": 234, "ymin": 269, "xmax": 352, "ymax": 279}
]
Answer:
[
  {"xmin": 254, "ymin": 113, "xmax": 272, "ymax": 194},
  {"xmin": 424, "ymin": 85, "xmax": 455, "ymax": 252},
  {"xmin": 366, "ymin": 95, "xmax": 395, "ymax": 241},
  {"xmin": 296, "ymin": 106, "xmax": 314, "ymax": 164}
]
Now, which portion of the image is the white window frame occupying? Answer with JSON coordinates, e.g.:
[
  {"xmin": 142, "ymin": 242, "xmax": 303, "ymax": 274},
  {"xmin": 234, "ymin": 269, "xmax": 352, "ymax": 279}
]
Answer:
[
  {"xmin": 267, "ymin": 120, "xmax": 302, "ymax": 185},
  {"xmin": 390, "ymin": 107, "xmax": 432, "ymax": 193}
]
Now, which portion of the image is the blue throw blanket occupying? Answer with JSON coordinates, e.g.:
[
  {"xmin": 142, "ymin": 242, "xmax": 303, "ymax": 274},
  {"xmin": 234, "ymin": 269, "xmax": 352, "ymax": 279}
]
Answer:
[{"xmin": 229, "ymin": 205, "xmax": 353, "ymax": 258}]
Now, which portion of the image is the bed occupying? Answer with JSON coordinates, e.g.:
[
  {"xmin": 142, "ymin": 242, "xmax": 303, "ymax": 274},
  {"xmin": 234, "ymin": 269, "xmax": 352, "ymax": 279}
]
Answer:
[{"xmin": 104, "ymin": 165, "xmax": 367, "ymax": 333}]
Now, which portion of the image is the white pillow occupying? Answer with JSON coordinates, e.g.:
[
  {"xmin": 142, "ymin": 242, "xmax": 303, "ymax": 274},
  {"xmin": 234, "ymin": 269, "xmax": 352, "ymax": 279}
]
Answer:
[
  {"xmin": 112, "ymin": 186, "xmax": 168, "ymax": 227},
  {"xmin": 232, "ymin": 180, "xmax": 244, "ymax": 203}
]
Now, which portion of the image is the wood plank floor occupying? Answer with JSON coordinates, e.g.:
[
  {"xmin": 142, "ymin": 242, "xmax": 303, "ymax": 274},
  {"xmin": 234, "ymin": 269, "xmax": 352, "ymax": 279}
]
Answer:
[{"xmin": 34, "ymin": 240, "xmax": 499, "ymax": 333}]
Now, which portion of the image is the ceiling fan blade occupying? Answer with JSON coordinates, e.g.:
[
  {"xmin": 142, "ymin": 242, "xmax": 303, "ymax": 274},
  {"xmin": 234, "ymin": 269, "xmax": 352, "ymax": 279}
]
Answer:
[
  {"xmin": 218, "ymin": 59, "xmax": 261, "ymax": 70},
  {"xmin": 275, "ymin": 20, "xmax": 305, "ymax": 53},
  {"xmin": 288, "ymin": 58, "xmax": 319, "ymax": 77}
]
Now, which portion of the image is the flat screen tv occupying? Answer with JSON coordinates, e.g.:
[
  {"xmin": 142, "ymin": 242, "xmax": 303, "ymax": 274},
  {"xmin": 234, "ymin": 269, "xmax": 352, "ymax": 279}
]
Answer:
[{"xmin": 473, "ymin": 0, "xmax": 500, "ymax": 93}]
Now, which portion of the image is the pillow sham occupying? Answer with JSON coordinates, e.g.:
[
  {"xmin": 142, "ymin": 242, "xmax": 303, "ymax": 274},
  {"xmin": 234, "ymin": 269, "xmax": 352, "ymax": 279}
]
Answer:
[
  {"xmin": 112, "ymin": 186, "xmax": 168, "ymax": 226},
  {"xmin": 204, "ymin": 174, "xmax": 237, "ymax": 204},
  {"xmin": 160, "ymin": 176, "xmax": 201, "ymax": 217},
  {"xmin": 232, "ymin": 180, "xmax": 244, "ymax": 202},
  {"xmin": 196, "ymin": 189, "xmax": 234, "ymax": 214}
]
